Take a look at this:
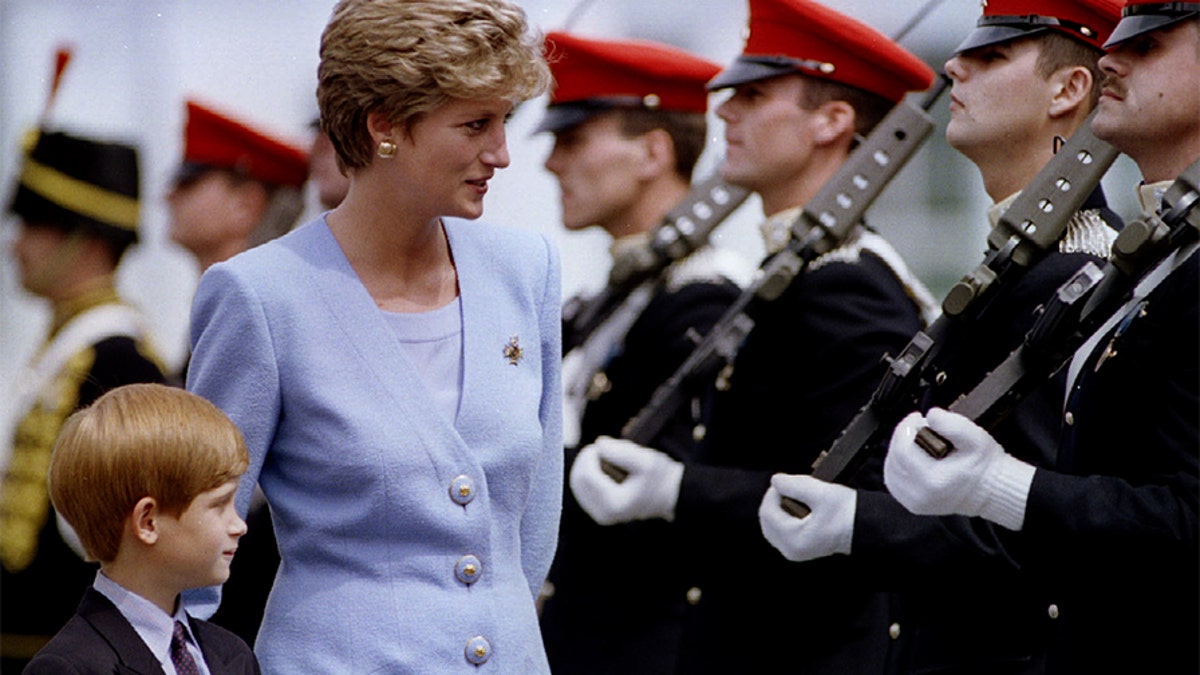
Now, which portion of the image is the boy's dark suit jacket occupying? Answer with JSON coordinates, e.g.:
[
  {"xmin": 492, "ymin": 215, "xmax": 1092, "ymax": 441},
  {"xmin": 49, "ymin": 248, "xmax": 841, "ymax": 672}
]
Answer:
[{"xmin": 23, "ymin": 587, "xmax": 260, "ymax": 675}]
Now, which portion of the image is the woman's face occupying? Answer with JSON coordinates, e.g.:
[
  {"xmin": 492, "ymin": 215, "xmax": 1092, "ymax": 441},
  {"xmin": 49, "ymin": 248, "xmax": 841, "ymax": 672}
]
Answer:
[{"xmin": 392, "ymin": 97, "xmax": 514, "ymax": 220}]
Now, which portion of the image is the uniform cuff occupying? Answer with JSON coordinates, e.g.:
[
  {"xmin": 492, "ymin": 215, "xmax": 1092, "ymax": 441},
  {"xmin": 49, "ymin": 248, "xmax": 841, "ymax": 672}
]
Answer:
[{"xmin": 978, "ymin": 454, "xmax": 1036, "ymax": 531}]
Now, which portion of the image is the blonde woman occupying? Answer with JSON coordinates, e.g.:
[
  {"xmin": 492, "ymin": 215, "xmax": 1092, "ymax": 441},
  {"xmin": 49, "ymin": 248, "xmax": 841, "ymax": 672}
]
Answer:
[{"xmin": 185, "ymin": 1, "xmax": 561, "ymax": 671}]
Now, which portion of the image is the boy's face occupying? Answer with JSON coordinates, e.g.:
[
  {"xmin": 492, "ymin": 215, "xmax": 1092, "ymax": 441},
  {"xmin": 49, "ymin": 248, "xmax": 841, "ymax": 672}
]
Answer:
[{"xmin": 157, "ymin": 478, "xmax": 246, "ymax": 589}]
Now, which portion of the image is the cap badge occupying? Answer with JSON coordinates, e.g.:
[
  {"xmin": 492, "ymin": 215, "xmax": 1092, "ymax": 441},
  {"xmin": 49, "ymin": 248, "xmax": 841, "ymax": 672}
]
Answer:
[{"xmin": 503, "ymin": 335, "xmax": 524, "ymax": 366}]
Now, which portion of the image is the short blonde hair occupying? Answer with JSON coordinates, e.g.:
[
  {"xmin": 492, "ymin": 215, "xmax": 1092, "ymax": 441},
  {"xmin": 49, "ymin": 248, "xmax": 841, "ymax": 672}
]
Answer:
[
  {"xmin": 48, "ymin": 384, "xmax": 249, "ymax": 563},
  {"xmin": 317, "ymin": 0, "xmax": 552, "ymax": 170}
]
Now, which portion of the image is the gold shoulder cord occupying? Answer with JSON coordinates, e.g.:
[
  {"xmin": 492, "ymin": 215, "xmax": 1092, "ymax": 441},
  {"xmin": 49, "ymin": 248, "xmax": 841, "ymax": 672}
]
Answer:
[{"xmin": 0, "ymin": 348, "xmax": 94, "ymax": 572}]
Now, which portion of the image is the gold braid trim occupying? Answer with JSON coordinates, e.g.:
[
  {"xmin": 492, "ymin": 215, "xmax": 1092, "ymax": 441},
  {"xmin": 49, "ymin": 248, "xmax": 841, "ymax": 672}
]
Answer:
[
  {"xmin": 0, "ymin": 348, "xmax": 93, "ymax": 573},
  {"xmin": 49, "ymin": 284, "xmax": 120, "ymax": 337},
  {"xmin": 19, "ymin": 158, "xmax": 138, "ymax": 231}
]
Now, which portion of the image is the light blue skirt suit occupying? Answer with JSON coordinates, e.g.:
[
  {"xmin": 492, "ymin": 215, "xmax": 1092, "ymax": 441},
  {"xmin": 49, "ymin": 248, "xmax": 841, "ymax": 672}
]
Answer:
[{"xmin": 186, "ymin": 216, "xmax": 563, "ymax": 673}]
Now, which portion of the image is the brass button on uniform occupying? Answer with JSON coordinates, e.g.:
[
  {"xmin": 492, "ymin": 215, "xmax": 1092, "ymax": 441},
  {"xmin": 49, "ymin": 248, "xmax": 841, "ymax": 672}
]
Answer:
[
  {"xmin": 686, "ymin": 587, "xmax": 702, "ymax": 606},
  {"xmin": 1048, "ymin": 604, "xmax": 1060, "ymax": 620},
  {"xmin": 888, "ymin": 623, "xmax": 901, "ymax": 640},
  {"xmin": 1064, "ymin": 412, "xmax": 1075, "ymax": 426}
]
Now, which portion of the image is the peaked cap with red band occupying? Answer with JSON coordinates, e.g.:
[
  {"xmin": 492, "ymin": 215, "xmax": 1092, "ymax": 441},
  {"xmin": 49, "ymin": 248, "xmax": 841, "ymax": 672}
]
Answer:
[
  {"xmin": 536, "ymin": 32, "xmax": 721, "ymax": 134},
  {"xmin": 1104, "ymin": 1, "xmax": 1199, "ymax": 47},
  {"xmin": 177, "ymin": 100, "xmax": 308, "ymax": 188},
  {"xmin": 706, "ymin": 0, "xmax": 935, "ymax": 103},
  {"xmin": 956, "ymin": 0, "xmax": 1123, "ymax": 53}
]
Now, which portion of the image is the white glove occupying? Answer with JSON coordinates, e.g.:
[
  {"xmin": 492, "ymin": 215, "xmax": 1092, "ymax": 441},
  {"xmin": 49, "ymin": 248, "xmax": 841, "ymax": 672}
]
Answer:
[
  {"xmin": 759, "ymin": 474, "xmax": 856, "ymax": 562},
  {"xmin": 570, "ymin": 436, "xmax": 684, "ymax": 525},
  {"xmin": 884, "ymin": 408, "xmax": 1036, "ymax": 531}
]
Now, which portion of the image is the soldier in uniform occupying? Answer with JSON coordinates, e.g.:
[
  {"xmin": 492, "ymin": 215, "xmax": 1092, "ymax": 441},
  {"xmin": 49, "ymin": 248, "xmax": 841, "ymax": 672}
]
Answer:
[
  {"xmin": 884, "ymin": 2, "xmax": 1199, "ymax": 672},
  {"xmin": 165, "ymin": 99, "xmax": 308, "ymax": 648},
  {"xmin": 0, "ymin": 130, "xmax": 166, "ymax": 673},
  {"xmin": 534, "ymin": 32, "xmax": 749, "ymax": 675},
  {"xmin": 567, "ymin": 0, "xmax": 938, "ymax": 671},
  {"xmin": 167, "ymin": 99, "xmax": 308, "ymax": 274},
  {"xmin": 759, "ymin": 1, "xmax": 1124, "ymax": 672}
]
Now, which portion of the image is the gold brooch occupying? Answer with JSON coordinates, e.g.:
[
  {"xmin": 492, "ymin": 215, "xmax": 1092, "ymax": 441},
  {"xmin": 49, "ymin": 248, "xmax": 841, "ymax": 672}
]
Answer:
[{"xmin": 503, "ymin": 335, "xmax": 523, "ymax": 366}]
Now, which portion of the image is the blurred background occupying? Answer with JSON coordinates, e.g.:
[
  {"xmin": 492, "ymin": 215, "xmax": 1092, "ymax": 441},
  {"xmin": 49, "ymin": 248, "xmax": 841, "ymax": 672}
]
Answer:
[{"xmin": 0, "ymin": 0, "xmax": 1142, "ymax": 439}]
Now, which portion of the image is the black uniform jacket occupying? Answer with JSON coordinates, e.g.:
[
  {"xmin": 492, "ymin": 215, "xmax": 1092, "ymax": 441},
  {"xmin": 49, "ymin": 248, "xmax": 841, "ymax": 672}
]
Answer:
[
  {"xmin": 674, "ymin": 240, "xmax": 928, "ymax": 675},
  {"xmin": 851, "ymin": 192, "xmax": 1123, "ymax": 675},
  {"xmin": 542, "ymin": 278, "xmax": 740, "ymax": 675},
  {"xmin": 23, "ymin": 587, "xmax": 260, "ymax": 675},
  {"xmin": 1030, "ymin": 246, "xmax": 1198, "ymax": 674}
]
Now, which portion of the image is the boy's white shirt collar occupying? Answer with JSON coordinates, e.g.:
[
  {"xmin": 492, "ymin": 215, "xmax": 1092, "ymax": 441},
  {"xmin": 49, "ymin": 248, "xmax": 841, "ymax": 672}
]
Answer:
[{"xmin": 93, "ymin": 570, "xmax": 207, "ymax": 674}]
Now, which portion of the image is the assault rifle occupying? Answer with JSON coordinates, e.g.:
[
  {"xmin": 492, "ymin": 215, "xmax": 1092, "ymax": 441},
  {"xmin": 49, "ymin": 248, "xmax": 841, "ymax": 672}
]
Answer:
[
  {"xmin": 915, "ymin": 158, "xmax": 1200, "ymax": 458},
  {"xmin": 597, "ymin": 77, "xmax": 949, "ymax": 483},
  {"xmin": 794, "ymin": 118, "xmax": 1119, "ymax": 496},
  {"xmin": 559, "ymin": 0, "xmax": 949, "ymax": 355},
  {"xmin": 562, "ymin": 176, "xmax": 750, "ymax": 351}
]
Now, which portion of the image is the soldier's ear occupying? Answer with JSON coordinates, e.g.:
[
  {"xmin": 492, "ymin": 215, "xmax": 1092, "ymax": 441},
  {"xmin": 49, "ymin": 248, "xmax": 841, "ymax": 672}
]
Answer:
[
  {"xmin": 811, "ymin": 100, "xmax": 856, "ymax": 147},
  {"xmin": 227, "ymin": 179, "xmax": 271, "ymax": 234},
  {"xmin": 633, "ymin": 128, "xmax": 675, "ymax": 181},
  {"xmin": 1047, "ymin": 65, "xmax": 1093, "ymax": 120}
]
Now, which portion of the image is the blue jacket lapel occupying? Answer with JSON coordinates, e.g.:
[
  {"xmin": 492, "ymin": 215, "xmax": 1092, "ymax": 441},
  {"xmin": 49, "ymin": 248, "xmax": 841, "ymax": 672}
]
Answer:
[{"xmin": 298, "ymin": 220, "xmax": 473, "ymax": 461}]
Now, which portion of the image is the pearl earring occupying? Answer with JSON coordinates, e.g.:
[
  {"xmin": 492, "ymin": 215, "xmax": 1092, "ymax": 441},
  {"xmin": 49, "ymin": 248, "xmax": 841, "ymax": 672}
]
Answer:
[{"xmin": 377, "ymin": 139, "xmax": 397, "ymax": 159}]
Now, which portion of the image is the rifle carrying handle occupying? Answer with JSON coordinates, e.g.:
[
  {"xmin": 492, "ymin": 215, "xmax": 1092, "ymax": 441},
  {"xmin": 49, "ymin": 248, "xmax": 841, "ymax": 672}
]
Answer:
[{"xmin": 914, "ymin": 427, "xmax": 954, "ymax": 458}]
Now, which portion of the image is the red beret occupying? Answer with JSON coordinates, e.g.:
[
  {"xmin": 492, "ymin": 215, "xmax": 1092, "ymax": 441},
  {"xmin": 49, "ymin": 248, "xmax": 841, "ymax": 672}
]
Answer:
[
  {"xmin": 956, "ymin": 0, "xmax": 1123, "ymax": 52},
  {"xmin": 1105, "ymin": 1, "xmax": 1198, "ymax": 47},
  {"xmin": 537, "ymin": 32, "xmax": 721, "ymax": 133},
  {"xmin": 178, "ymin": 100, "xmax": 308, "ymax": 188},
  {"xmin": 707, "ymin": 0, "xmax": 935, "ymax": 103}
]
